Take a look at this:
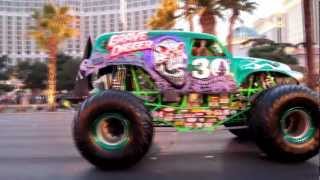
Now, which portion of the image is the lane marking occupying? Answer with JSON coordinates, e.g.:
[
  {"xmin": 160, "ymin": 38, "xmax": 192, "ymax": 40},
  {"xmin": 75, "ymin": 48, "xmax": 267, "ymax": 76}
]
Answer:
[{"xmin": 204, "ymin": 155, "xmax": 215, "ymax": 159}]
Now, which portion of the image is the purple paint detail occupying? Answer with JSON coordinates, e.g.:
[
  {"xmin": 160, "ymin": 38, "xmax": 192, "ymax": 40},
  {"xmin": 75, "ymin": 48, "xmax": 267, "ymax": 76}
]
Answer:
[
  {"xmin": 143, "ymin": 36, "xmax": 237, "ymax": 93},
  {"xmin": 143, "ymin": 49, "xmax": 154, "ymax": 69},
  {"xmin": 145, "ymin": 72, "xmax": 237, "ymax": 94},
  {"xmin": 79, "ymin": 52, "xmax": 145, "ymax": 76},
  {"xmin": 189, "ymin": 74, "xmax": 237, "ymax": 93},
  {"xmin": 78, "ymin": 34, "xmax": 238, "ymax": 94},
  {"xmin": 149, "ymin": 36, "xmax": 187, "ymax": 69},
  {"xmin": 147, "ymin": 36, "xmax": 188, "ymax": 88}
]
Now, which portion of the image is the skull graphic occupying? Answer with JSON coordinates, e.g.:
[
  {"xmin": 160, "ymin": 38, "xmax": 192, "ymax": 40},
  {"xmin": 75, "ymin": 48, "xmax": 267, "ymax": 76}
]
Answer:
[{"xmin": 153, "ymin": 38, "xmax": 187, "ymax": 88}]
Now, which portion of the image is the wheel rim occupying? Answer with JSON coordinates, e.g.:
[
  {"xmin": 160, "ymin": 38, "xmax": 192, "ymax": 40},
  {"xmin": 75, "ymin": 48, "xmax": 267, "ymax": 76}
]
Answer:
[
  {"xmin": 280, "ymin": 107, "xmax": 316, "ymax": 144},
  {"xmin": 92, "ymin": 113, "xmax": 130, "ymax": 151}
]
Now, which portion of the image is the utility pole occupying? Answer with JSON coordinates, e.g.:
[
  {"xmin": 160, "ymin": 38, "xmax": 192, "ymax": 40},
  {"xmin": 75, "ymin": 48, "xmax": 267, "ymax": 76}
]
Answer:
[{"xmin": 303, "ymin": 0, "xmax": 317, "ymax": 89}]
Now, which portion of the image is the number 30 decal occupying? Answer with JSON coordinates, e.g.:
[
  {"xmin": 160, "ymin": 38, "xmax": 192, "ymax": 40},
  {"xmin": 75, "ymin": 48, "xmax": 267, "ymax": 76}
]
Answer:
[{"xmin": 192, "ymin": 58, "xmax": 230, "ymax": 79}]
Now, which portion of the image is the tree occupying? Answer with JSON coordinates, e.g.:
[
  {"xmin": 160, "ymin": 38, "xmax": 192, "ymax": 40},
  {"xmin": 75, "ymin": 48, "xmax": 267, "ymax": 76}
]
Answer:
[
  {"xmin": 148, "ymin": 0, "xmax": 224, "ymax": 34},
  {"xmin": 56, "ymin": 54, "xmax": 81, "ymax": 91},
  {"xmin": 220, "ymin": 0, "xmax": 257, "ymax": 53},
  {"xmin": 191, "ymin": 0, "xmax": 223, "ymax": 35},
  {"xmin": 242, "ymin": 38, "xmax": 299, "ymax": 65},
  {"xmin": 30, "ymin": 4, "xmax": 78, "ymax": 110},
  {"xmin": 0, "ymin": 56, "xmax": 14, "ymax": 95},
  {"xmin": 148, "ymin": 0, "xmax": 197, "ymax": 31},
  {"xmin": 302, "ymin": 0, "xmax": 317, "ymax": 89},
  {"xmin": 185, "ymin": 0, "xmax": 196, "ymax": 31},
  {"xmin": 0, "ymin": 55, "xmax": 12, "ymax": 80},
  {"xmin": 14, "ymin": 54, "xmax": 81, "ymax": 92},
  {"xmin": 15, "ymin": 61, "xmax": 47, "ymax": 90},
  {"xmin": 148, "ymin": 0, "xmax": 179, "ymax": 30}
]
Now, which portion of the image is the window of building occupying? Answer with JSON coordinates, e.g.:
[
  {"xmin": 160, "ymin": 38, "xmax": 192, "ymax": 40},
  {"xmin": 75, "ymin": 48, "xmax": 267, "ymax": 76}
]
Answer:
[
  {"xmin": 143, "ymin": 10, "xmax": 148, "ymax": 15},
  {"xmin": 110, "ymin": 24, "xmax": 115, "ymax": 32}
]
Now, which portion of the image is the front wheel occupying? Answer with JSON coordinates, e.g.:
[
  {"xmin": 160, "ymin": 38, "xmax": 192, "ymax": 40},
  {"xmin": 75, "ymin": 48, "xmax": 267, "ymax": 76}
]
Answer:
[
  {"xmin": 73, "ymin": 90, "xmax": 154, "ymax": 170},
  {"xmin": 249, "ymin": 85, "xmax": 319, "ymax": 162}
]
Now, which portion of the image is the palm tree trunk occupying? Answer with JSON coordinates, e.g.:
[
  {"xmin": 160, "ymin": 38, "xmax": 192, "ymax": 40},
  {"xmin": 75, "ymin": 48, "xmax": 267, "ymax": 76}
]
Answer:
[
  {"xmin": 199, "ymin": 10, "xmax": 216, "ymax": 35},
  {"xmin": 47, "ymin": 38, "xmax": 58, "ymax": 111},
  {"xmin": 185, "ymin": 0, "xmax": 194, "ymax": 31},
  {"xmin": 227, "ymin": 11, "xmax": 239, "ymax": 53},
  {"xmin": 187, "ymin": 16, "xmax": 194, "ymax": 32},
  {"xmin": 303, "ymin": 0, "xmax": 317, "ymax": 89}
]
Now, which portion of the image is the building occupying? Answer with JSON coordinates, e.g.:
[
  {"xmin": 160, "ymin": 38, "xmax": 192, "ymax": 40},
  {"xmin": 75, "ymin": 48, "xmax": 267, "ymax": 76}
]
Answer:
[
  {"xmin": 253, "ymin": 0, "xmax": 319, "ymax": 71},
  {"xmin": 231, "ymin": 26, "xmax": 262, "ymax": 56},
  {"xmin": 0, "ymin": 0, "xmax": 160, "ymax": 64},
  {"xmin": 282, "ymin": 0, "xmax": 319, "ymax": 71},
  {"xmin": 253, "ymin": 13, "xmax": 286, "ymax": 43},
  {"xmin": 283, "ymin": 0, "xmax": 319, "ymax": 45},
  {"xmin": 254, "ymin": 0, "xmax": 319, "ymax": 45}
]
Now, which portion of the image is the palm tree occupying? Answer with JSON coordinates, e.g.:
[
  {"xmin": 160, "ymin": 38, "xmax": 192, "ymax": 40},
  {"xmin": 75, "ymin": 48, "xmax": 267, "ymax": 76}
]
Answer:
[
  {"xmin": 220, "ymin": 0, "xmax": 257, "ymax": 53},
  {"xmin": 190, "ymin": 0, "xmax": 223, "ymax": 35},
  {"xmin": 148, "ymin": 0, "xmax": 195, "ymax": 31},
  {"xmin": 148, "ymin": 0, "xmax": 179, "ymax": 30},
  {"xmin": 242, "ymin": 38, "xmax": 299, "ymax": 65},
  {"xmin": 30, "ymin": 4, "xmax": 78, "ymax": 111},
  {"xmin": 185, "ymin": 0, "xmax": 196, "ymax": 31},
  {"xmin": 149, "ymin": 0, "xmax": 223, "ymax": 34}
]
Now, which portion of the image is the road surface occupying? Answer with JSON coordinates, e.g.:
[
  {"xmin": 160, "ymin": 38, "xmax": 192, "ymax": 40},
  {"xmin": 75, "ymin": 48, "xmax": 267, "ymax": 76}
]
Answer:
[{"xmin": 0, "ymin": 112, "xmax": 318, "ymax": 180}]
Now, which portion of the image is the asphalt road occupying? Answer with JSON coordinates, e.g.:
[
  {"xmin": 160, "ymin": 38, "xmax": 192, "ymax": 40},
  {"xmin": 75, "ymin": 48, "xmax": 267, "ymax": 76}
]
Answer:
[{"xmin": 0, "ymin": 112, "xmax": 318, "ymax": 180}]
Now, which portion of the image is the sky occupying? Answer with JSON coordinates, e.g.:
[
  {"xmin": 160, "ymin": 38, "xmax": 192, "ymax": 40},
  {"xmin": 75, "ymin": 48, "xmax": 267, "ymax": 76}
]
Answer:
[
  {"xmin": 175, "ymin": 0, "xmax": 284, "ymax": 40},
  {"xmin": 241, "ymin": 0, "xmax": 284, "ymax": 25}
]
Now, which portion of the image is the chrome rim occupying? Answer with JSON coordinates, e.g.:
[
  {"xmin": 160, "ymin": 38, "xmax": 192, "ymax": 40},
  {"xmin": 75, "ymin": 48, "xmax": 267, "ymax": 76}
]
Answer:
[
  {"xmin": 92, "ymin": 113, "xmax": 129, "ymax": 151},
  {"xmin": 280, "ymin": 107, "xmax": 316, "ymax": 144}
]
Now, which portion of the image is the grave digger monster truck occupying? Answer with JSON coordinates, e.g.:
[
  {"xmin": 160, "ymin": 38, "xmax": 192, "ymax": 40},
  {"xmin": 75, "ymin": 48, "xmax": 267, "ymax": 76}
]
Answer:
[{"xmin": 73, "ymin": 31, "xmax": 319, "ymax": 170}]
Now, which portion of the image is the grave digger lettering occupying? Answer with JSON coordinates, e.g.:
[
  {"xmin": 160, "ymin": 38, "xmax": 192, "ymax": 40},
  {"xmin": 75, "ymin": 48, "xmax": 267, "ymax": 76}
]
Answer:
[{"xmin": 107, "ymin": 32, "xmax": 153, "ymax": 57}]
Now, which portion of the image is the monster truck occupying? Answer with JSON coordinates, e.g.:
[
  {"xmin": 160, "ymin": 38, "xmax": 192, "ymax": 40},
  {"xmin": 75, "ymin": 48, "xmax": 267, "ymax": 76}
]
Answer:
[{"xmin": 73, "ymin": 31, "xmax": 319, "ymax": 170}]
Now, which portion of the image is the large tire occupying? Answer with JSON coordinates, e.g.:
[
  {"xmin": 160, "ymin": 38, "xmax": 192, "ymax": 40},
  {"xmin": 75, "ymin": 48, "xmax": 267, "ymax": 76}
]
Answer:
[
  {"xmin": 223, "ymin": 91, "xmax": 267, "ymax": 140},
  {"xmin": 73, "ymin": 90, "xmax": 154, "ymax": 170},
  {"xmin": 249, "ymin": 85, "xmax": 319, "ymax": 162}
]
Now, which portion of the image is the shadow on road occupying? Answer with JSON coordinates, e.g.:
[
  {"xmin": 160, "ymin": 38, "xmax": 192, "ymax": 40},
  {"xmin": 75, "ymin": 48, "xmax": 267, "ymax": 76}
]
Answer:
[{"xmin": 76, "ymin": 138, "xmax": 319, "ymax": 180}]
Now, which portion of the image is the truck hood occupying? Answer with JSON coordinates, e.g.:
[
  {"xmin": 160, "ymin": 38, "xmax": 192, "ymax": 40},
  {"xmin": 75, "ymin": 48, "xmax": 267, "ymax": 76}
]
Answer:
[{"xmin": 233, "ymin": 56, "xmax": 304, "ymax": 84}]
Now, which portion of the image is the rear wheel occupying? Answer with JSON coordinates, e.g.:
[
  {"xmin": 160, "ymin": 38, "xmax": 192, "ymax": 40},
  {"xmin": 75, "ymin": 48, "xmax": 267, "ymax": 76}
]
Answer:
[
  {"xmin": 73, "ymin": 90, "xmax": 154, "ymax": 170},
  {"xmin": 230, "ymin": 72, "xmax": 299, "ymax": 140},
  {"xmin": 249, "ymin": 85, "xmax": 319, "ymax": 162}
]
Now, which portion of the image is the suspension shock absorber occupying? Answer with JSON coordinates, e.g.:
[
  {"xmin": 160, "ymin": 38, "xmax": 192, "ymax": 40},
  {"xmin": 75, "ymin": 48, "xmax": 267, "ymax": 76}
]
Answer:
[{"xmin": 112, "ymin": 65, "xmax": 127, "ymax": 90}]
